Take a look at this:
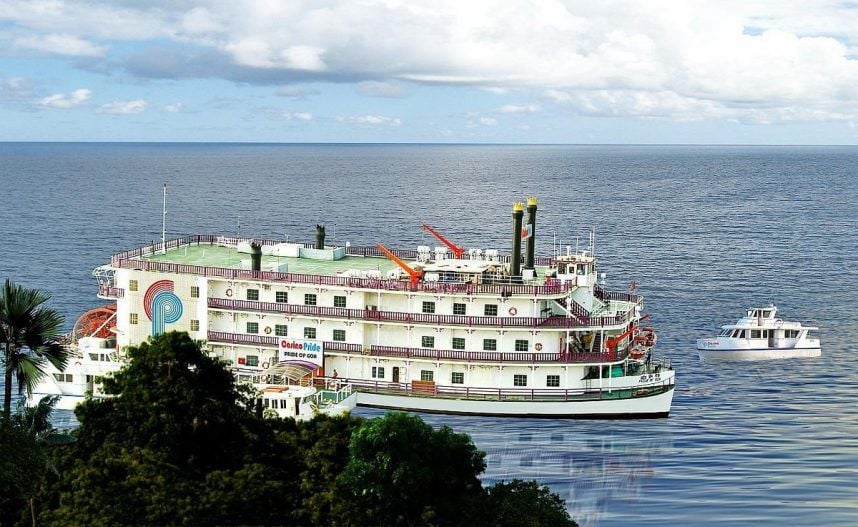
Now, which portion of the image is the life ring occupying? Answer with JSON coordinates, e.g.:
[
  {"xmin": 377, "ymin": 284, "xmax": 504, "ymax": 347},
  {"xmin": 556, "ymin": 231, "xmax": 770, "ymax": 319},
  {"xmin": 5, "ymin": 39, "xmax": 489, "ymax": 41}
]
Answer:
[
  {"xmin": 74, "ymin": 361, "xmax": 82, "ymax": 367},
  {"xmin": 261, "ymin": 361, "xmax": 269, "ymax": 369},
  {"xmin": 508, "ymin": 306, "xmax": 518, "ymax": 316},
  {"xmin": 535, "ymin": 343, "xmax": 543, "ymax": 351},
  {"xmin": 264, "ymin": 326, "xmax": 272, "ymax": 334},
  {"xmin": 225, "ymin": 288, "xmax": 233, "ymax": 297},
  {"xmin": 775, "ymin": 319, "xmax": 783, "ymax": 328}
]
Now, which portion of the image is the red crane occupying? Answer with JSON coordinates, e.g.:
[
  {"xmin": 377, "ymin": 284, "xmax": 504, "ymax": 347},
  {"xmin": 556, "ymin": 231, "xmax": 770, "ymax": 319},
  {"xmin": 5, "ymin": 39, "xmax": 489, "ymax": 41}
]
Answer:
[
  {"xmin": 421, "ymin": 223, "xmax": 464, "ymax": 259},
  {"xmin": 377, "ymin": 243, "xmax": 423, "ymax": 287}
]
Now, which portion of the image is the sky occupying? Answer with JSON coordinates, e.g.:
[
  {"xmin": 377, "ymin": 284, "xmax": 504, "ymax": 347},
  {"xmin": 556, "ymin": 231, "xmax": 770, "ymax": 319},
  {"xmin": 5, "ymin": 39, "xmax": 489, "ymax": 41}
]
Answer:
[{"xmin": 3, "ymin": 0, "xmax": 858, "ymax": 143}]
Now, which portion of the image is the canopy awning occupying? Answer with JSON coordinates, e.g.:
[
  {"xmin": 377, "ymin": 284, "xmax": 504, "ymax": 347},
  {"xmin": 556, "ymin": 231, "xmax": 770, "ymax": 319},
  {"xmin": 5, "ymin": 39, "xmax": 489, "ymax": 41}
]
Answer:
[{"xmin": 262, "ymin": 361, "xmax": 317, "ymax": 382}]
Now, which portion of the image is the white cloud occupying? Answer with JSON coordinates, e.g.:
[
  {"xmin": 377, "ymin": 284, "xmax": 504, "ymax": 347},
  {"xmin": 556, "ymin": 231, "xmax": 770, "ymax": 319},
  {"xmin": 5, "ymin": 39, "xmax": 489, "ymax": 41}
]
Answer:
[
  {"xmin": 479, "ymin": 117, "xmax": 497, "ymax": 126},
  {"xmin": 98, "ymin": 99, "xmax": 148, "ymax": 114},
  {"xmin": 500, "ymin": 104, "xmax": 540, "ymax": 114},
  {"xmin": 14, "ymin": 33, "xmax": 105, "ymax": 57},
  {"xmin": 6, "ymin": 1, "xmax": 858, "ymax": 122},
  {"xmin": 164, "ymin": 102, "xmax": 184, "ymax": 113},
  {"xmin": 281, "ymin": 111, "xmax": 313, "ymax": 121},
  {"xmin": 339, "ymin": 115, "xmax": 402, "ymax": 126},
  {"xmin": 39, "ymin": 88, "xmax": 91, "ymax": 109},
  {"xmin": 357, "ymin": 81, "xmax": 407, "ymax": 98}
]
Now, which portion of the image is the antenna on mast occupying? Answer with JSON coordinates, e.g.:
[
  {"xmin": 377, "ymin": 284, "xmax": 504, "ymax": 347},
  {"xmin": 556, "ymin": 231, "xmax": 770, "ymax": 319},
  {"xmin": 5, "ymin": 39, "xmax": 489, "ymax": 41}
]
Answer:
[{"xmin": 161, "ymin": 184, "xmax": 167, "ymax": 254}]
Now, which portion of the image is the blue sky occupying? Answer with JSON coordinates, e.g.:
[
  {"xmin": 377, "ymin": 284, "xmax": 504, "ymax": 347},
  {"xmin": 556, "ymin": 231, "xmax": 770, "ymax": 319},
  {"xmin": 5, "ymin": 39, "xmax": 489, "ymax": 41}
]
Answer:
[{"xmin": 3, "ymin": 1, "xmax": 858, "ymax": 143}]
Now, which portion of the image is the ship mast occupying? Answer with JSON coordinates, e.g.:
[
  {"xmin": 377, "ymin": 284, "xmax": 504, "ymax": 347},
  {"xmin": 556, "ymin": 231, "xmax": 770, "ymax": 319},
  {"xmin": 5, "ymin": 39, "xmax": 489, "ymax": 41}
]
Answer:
[{"xmin": 162, "ymin": 183, "xmax": 167, "ymax": 254}]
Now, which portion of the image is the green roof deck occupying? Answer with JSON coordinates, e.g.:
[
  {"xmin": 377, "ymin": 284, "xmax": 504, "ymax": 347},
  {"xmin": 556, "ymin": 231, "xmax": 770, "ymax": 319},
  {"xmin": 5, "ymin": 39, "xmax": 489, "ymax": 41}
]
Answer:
[{"xmin": 141, "ymin": 243, "xmax": 402, "ymax": 277}]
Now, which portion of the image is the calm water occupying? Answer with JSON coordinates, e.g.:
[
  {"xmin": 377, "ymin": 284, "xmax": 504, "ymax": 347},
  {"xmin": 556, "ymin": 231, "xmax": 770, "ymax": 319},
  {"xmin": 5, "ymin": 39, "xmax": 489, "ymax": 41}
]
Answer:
[{"xmin": 1, "ymin": 143, "xmax": 857, "ymax": 526}]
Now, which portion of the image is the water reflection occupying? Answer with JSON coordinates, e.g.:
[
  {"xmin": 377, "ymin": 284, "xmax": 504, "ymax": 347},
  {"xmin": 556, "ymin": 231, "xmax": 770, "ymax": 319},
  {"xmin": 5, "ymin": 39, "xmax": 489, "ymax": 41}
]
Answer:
[{"xmin": 359, "ymin": 409, "xmax": 672, "ymax": 527}]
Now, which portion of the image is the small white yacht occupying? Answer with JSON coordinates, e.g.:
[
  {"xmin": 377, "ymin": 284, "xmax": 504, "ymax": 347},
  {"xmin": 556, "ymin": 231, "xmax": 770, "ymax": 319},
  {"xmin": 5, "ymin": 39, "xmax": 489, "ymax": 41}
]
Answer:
[{"xmin": 696, "ymin": 305, "xmax": 821, "ymax": 361}]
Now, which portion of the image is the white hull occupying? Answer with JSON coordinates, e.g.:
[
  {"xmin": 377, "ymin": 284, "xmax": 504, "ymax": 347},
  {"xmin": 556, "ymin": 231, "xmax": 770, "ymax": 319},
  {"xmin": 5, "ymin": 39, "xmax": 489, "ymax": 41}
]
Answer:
[
  {"xmin": 355, "ymin": 386, "xmax": 674, "ymax": 418},
  {"xmin": 697, "ymin": 347, "xmax": 821, "ymax": 361}
]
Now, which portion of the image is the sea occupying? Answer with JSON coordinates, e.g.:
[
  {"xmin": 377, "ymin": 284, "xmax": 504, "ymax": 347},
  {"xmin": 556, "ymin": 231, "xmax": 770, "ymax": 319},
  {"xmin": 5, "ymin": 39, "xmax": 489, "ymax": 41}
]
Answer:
[{"xmin": 1, "ymin": 143, "xmax": 856, "ymax": 526}]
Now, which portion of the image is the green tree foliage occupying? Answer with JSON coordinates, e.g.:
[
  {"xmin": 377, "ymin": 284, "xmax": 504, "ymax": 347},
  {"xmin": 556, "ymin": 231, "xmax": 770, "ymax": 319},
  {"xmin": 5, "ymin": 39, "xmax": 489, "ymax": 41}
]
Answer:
[
  {"xmin": 334, "ymin": 412, "xmax": 486, "ymax": 527},
  {"xmin": 472, "ymin": 479, "xmax": 579, "ymax": 527},
  {"xmin": 0, "ymin": 395, "xmax": 74, "ymax": 527},
  {"xmin": 0, "ymin": 279, "xmax": 68, "ymax": 419},
  {"xmin": 22, "ymin": 331, "xmax": 576, "ymax": 527},
  {"xmin": 43, "ymin": 331, "xmax": 301, "ymax": 526}
]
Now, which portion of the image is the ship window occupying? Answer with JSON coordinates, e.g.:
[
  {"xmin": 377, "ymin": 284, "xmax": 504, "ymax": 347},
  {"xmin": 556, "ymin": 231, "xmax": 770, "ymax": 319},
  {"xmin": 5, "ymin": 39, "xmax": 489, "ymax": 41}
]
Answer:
[
  {"xmin": 762, "ymin": 310, "xmax": 771, "ymax": 317},
  {"xmin": 276, "ymin": 291, "xmax": 288, "ymax": 303},
  {"xmin": 334, "ymin": 295, "xmax": 347, "ymax": 308},
  {"xmin": 190, "ymin": 286, "xmax": 200, "ymax": 298},
  {"xmin": 130, "ymin": 313, "xmax": 138, "ymax": 325},
  {"xmin": 719, "ymin": 329, "xmax": 731, "ymax": 337},
  {"xmin": 420, "ymin": 370, "xmax": 434, "ymax": 382},
  {"xmin": 247, "ymin": 289, "xmax": 259, "ymax": 301},
  {"xmin": 89, "ymin": 353, "xmax": 99, "ymax": 361},
  {"xmin": 190, "ymin": 319, "xmax": 200, "ymax": 331},
  {"xmin": 247, "ymin": 322, "xmax": 259, "ymax": 334},
  {"xmin": 451, "ymin": 372, "xmax": 464, "ymax": 384},
  {"xmin": 53, "ymin": 373, "xmax": 73, "ymax": 383},
  {"xmin": 371, "ymin": 366, "xmax": 385, "ymax": 379},
  {"xmin": 275, "ymin": 324, "xmax": 288, "ymax": 337},
  {"xmin": 751, "ymin": 330, "xmax": 761, "ymax": 338},
  {"xmin": 304, "ymin": 293, "xmax": 317, "ymax": 306},
  {"xmin": 483, "ymin": 339, "xmax": 497, "ymax": 351},
  {"xmin": 421, "ymin": 336, "xmax": 435, "ymax": 348},
  {"xmin": 246, "ymin": 355, "xmax": 259, "ymax": 367},
  {"xmin": 515, "ymin": 340, "xmax": 529, "ymax": 352},
  {"xmin": 452, "ymin": 337, "xmax": 465, "ymax": 350},
  {"xmin": 546, "ymin": 375, "xmax": 560, "ymax": 387},
  {"xmin": 304, "ymin": 327, "xmax": 316, "ymax": 339},
  {"xmin": 484, "ymin": 304, "xmax": 498, "ymax": 317},
  {"xmin": 129, "ymin": 279, "xmax": 138, "ymax": 292},
  {"xmin": 453, "ymin": 303, "xmax": 466, "ymax": 315},
  {"xmin": 513, "ymin": 374, "xmax": 528, "ymax": 387},
  {"xmin": 422, "ymin": 301, "xmax": 436, "ymax": 314},
  {"xmin": 333, "ymin": 329, "xmax": 346, "ymax": 342}
]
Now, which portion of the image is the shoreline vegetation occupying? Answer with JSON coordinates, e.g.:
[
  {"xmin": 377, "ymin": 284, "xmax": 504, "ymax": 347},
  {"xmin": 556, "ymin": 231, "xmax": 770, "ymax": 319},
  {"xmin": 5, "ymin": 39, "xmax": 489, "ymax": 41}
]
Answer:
[{"xmin": 2, "ymin": 317, "xmax": 577, "ymax": 526}]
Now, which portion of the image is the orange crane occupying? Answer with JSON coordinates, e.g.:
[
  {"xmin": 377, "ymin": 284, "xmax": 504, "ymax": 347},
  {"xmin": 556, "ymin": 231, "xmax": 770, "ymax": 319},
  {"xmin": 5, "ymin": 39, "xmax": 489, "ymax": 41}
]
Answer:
[
  {"xmin": 421, "ymin": 223, "xmax": 464, "ymax": 259},
  {"xmin": 377, "ymin": 243, "xmax": 423, "ymax": 287}
]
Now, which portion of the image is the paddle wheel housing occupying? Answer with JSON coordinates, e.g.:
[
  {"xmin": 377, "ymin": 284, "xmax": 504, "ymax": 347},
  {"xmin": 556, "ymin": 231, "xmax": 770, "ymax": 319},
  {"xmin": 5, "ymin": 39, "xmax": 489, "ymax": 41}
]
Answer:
[{"xmin": 71, "ymin": 304, "xmax": 117, "ymax": 342}]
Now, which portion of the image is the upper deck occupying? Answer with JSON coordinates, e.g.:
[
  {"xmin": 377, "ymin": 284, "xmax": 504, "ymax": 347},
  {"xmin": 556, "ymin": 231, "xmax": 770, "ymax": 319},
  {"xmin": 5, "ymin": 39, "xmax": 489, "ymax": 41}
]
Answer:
[{"xmin": 109, "ymin": 235, "xmax": 574, "ymax": 296}]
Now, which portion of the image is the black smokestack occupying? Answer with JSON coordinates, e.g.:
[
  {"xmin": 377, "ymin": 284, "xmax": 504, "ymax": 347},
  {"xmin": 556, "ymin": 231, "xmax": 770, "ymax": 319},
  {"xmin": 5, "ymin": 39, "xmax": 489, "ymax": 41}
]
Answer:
[
  {"xmin": 525, "ymin": 197, "xmax": 537, "ymax": 270},
  {"xmin": 251, "ymin": 242, "xmax": 262, "ymax": 271},
  {"xmin": 315, "ymin": 224, "xmax": 326, "ymax": 249},
  {"xmin": 511, "ymin": 202, "xmax": 524, "ymax": 279}
]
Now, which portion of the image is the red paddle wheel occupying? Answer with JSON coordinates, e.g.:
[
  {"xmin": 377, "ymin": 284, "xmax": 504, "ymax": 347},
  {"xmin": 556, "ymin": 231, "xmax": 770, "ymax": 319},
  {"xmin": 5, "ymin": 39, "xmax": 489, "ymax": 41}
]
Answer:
[{"xmin": 71, "ymin": 304, "xmax": 117, "ymax": 342}]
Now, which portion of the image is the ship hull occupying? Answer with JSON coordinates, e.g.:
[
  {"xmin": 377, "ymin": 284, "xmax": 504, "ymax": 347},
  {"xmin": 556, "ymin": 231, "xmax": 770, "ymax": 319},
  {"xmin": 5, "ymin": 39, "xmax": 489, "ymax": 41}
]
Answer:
[
  {"xmin": 355, "ymin": 385, "xmax": 674, "ymax": 419},
  {"xmin": 697, "ymin": 347, "xmax": 821, "ymax": 362}
]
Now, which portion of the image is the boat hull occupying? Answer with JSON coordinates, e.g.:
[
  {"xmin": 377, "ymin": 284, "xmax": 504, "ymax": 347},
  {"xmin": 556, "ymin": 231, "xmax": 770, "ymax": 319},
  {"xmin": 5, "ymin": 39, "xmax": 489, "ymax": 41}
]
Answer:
[
  {"xmin": 697, "ymin": 347, "xmax": 821, "ymax": 361},
  {"xmin": 355, "ymin": 385, "xmax": 674, "ymax": 419}
]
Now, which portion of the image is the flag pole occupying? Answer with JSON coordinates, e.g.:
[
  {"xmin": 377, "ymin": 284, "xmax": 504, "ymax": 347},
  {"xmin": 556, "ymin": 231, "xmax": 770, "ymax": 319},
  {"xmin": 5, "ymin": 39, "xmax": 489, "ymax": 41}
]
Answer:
[{"xmin": 162, "ymin": 184, "xmax": 167, "ymax": 254}]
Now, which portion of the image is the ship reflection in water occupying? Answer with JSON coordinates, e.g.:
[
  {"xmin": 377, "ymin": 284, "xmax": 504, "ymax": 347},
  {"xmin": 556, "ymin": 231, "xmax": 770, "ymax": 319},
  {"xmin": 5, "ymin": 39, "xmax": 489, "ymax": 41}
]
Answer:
[{"xmin": 359, "ymin": 409, "xmax": 671, "ymax": 527}]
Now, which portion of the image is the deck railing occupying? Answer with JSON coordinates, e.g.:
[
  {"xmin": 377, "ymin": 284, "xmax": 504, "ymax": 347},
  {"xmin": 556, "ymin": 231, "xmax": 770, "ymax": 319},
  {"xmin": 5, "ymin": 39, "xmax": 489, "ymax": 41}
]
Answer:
[
  {"xmin": 328, "ymin": 376, "xmax": 674, "ymax": 402},
  {"xmin": 109, "ymin": 235, "xmax": 569, "ymax": 296},
  {"xmin": 208, "ymin": 297, "xmax": 633, "ymax": 329},
  {"xmin": 97, "ymin": 284, "xmax": 125, "ymax": 299},
  {"xmin": 206, "ymin": 330, "xmax": 620, "ymax": 364}
]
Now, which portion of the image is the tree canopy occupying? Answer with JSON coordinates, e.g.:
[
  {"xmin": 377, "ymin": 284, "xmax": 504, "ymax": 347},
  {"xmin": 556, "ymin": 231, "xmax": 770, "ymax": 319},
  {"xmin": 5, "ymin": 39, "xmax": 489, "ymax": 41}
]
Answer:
[{"xmin": 1, "ymin": 330, "xmax": 577, "ymax": 527}]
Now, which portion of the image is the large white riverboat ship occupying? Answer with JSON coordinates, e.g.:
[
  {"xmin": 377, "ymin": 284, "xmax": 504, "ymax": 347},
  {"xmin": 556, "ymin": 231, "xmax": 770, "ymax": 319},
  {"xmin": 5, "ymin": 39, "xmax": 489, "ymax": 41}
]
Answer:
[{"xmin": 32, "ymin": 199, "xmax": 675, "ymax": 418}]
